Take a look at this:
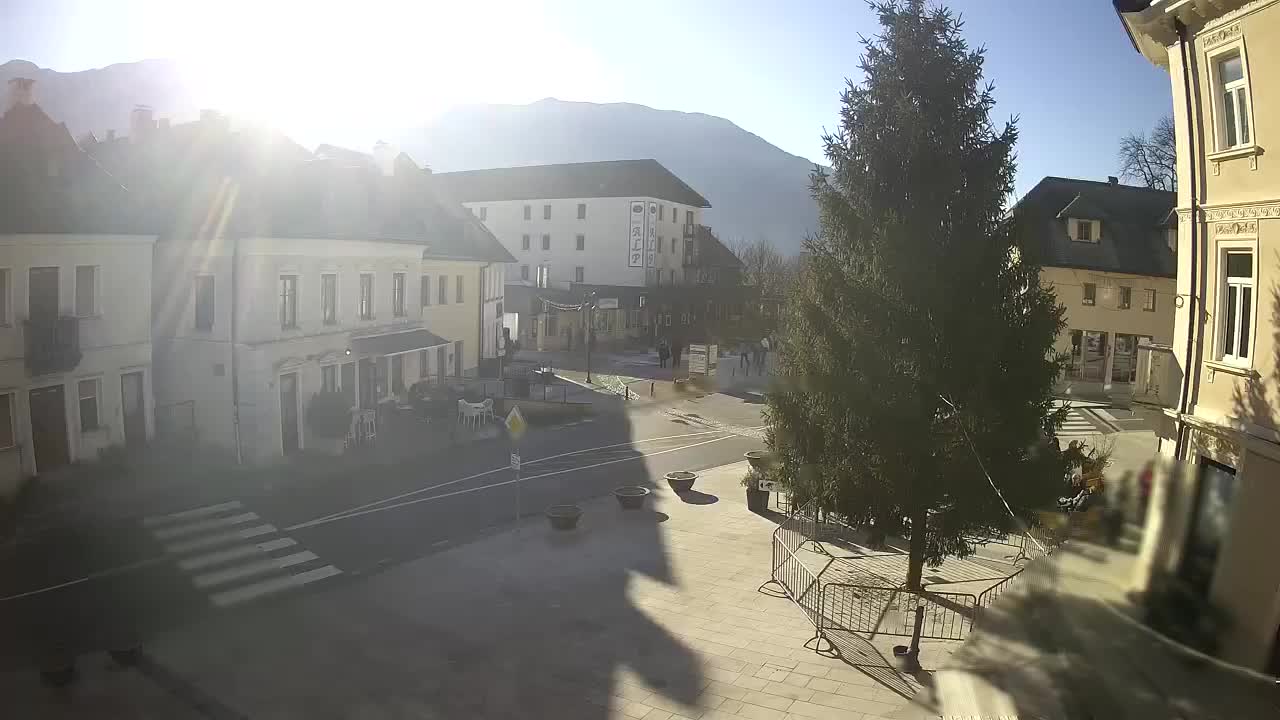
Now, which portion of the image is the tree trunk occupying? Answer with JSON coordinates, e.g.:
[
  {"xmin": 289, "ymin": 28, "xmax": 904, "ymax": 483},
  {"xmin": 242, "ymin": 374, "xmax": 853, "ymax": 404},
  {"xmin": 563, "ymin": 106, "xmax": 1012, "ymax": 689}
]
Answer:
[{"xmin": 905, "ymin": 505, "xmax": 928, "ymax": 591}]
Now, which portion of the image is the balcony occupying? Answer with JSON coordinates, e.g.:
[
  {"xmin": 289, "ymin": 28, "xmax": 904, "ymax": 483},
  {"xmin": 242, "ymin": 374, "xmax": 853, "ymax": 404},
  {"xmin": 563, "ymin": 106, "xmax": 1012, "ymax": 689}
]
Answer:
[
  {"xmin": 24, "ymin": 315, "xmax": 82, "ymax": 376},
  {"xmin": 682, "ymin": 224, "xmax": 696, "ymax": 239}
]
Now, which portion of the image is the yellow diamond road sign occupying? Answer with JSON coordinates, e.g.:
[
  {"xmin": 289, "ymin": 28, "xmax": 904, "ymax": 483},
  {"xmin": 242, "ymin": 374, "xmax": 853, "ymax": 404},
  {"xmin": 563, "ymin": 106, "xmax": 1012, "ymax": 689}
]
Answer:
[{"xmin": 504, "ymin": 405, "xmax": 527, "ymax": 440}]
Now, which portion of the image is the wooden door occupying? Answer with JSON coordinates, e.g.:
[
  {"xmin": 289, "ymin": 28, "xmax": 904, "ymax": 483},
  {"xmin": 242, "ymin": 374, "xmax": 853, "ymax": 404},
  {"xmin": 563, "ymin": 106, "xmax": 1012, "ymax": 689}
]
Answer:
[
  {"xmin": 29, "ymin": 384, "xmax": 69, "ymax": 473},
  {"xmin": 121, "ymin": 371, "xmax": 146, "ymax": 446}
]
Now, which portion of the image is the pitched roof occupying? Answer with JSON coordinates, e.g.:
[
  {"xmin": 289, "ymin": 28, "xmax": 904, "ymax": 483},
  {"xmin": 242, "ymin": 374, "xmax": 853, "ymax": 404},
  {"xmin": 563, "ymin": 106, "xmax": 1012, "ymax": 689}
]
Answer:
[
  {"xmin": 0, "ymin": 102, "xmax": 153, "ymax": 235},
  {"xmin": 1014, "ymin": 176, "xmax": 1176, "ymax": 279},
  {"xmin": 84, "ymin": 123, "xmax": 513, "ymax": 263},
  {"xmin": 435, "ymin": 159, "xmax": 711, "ymax": 208},
  {"xmin": 696, "ymin": 226, "xmax": 744, "ymax": 269}
]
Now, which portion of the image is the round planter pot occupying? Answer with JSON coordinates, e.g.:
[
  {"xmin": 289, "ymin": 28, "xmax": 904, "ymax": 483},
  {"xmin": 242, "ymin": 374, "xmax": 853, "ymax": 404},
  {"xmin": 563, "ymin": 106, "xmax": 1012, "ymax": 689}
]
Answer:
[
  {"xmin": 744, "ymin": 450, "xmax": 771, "ymax": 471},
  {"xmin": 614, "ymin": 486, "xmax": 651, "ymax": 510},
  {"xmin": 892, "ymin": 645, "xmax": 919, "ymax": 672},
  {"xmin": 746, "ymin": 487, "xmax": 770, "ymax": 513},
  {"xmin": 545, "ymin": 504, "xmax": 582, "ymax": 531},
  {"xmin": 665, "ymin": 471, "xmax": 697, "ymax": 494}
]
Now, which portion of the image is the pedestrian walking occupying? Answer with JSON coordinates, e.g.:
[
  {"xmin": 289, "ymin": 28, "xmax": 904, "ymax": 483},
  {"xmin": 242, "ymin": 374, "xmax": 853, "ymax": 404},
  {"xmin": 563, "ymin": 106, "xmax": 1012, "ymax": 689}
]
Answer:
[
  {"xmin": 740, "ymin": 341, "xmax": 750, "ymax": 371},
  {"xmin": 671, "ymin": 341, "xmax": 683, "ymax": 369},
  {"xmin": 760, "ymin": 335, "xmax": 771, "ymax": 372},
  {"xmin": 657, "ymin": 339, "xmax": 669, "ymax": 368}
]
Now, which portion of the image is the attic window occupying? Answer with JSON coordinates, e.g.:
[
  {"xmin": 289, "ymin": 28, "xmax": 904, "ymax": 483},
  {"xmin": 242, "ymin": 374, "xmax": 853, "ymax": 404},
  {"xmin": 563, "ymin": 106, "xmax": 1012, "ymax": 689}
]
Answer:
[{"xmin": 1071, "ymin": 219, "xmax": 1098, "ymax": 243}]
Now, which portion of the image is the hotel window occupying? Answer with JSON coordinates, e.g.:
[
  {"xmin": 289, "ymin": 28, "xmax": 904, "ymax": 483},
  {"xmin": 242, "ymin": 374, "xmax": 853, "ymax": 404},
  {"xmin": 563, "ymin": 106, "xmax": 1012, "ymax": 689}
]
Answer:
[
  {"xmin": 523, "ymin": 204, "xmax": 531, "ymax": 220},
  {"xmin": 542, "ymin": 234, "xmax": 551, "ymax": 250},
  {"xmin": 1118, "ymin": 286, "xmax": 1131, "ymax": 310},
  {"xmin": 659, "ymin": 205, "xmax": 664, "ymax": 221},
  {"xmin": 279, "ymin": 275, "xmax": 298, "ymax": 328},
  {"xmin": 78, "ymin": 378, "xmax": 100, "ymax": 432},
  {"xmin": 321, "ymin": 364, "xmax": 338, "ymax": 393},
  {"xmin": 1082, "ymin": 283, "xmax": 1096, "ymax": 306},
  {"xmin": 392, "ymin": 272, "xmax": 406, "ymax": 317},
  {"xmin": 321, "ymin": 273, "xmax": 337, "ymax": 325},
  {"xmin": 75, "ymin": 265, "xmax": 98, "ymax": 317},
  {"xmin": 576, "ymin": 234, "xmax": 585, "ymax": 250},
  {"xmin": 438, "ymin": 274, "xmax": 448, "ymax": 305},
  {"xmin": 685, "ymin": 210, "xmax": 693, "ymax": 226},
  {"xmin": 359, "ymin": 273, "xmax": 374, "ymax": 319},
  {"xmin": 521, "ymin": 265, "xmax": 529, "ymax": 281},
  {"xmin": 420, "ymin": 274, "xmax": 431, "ymax": 307},
  {"xmin": 575, "ymin": 266, "xmax": 584, "ymax": 283},
  {"xmin": 195, "ymin": 274, "xmax": 215, "ymax": 330},
  {"xmin": 456, "ymin": 274, "xmax": 464, "ymax": 303},
  {"xmin": 1220, "ymin": 250, "xmax": 1254, "ymax": 363},
  {"xmin": 1214, "ymin": 52, "xmax": 1252, "ymax": 150},
  {"xmin": 1143, "ymin": 289, "xmax": 1156, "ymax": 313},
  {"xmin": 543, "ymin": 204, "xmax": 552, "ymax": 220},
  {"xmin": 577, "ymin": 203, "xmax": 586, "ymax": 220},
  {"xmin": 522, "ymin": 234, "xmax": 530, "ymax": 251}
]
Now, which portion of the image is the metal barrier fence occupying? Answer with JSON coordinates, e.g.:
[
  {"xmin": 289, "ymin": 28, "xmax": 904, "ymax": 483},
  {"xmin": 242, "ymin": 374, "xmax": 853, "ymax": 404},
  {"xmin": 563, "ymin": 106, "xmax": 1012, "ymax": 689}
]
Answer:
[
  {"xmin": 820, "ymin": 583, "xmax": 978, "ymax": 641},
  {"xmin": 769, "ymin": 502, "xmax": 823, "ymax": 627},
  {"xmin": 767, "ymin": 501, "xmax": 1062, "ymax": 645}
]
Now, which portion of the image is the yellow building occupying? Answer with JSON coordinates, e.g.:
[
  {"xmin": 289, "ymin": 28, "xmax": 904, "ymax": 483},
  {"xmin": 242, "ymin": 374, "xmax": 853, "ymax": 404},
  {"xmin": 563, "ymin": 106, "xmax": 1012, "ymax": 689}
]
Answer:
[
  {"xmin": 1018, "ymin": 176, "xmax": 1177, "ymax": 396},
  {"xmin": 1117, "ymin": 0, "xmax": 1280, "ymax": 675}
]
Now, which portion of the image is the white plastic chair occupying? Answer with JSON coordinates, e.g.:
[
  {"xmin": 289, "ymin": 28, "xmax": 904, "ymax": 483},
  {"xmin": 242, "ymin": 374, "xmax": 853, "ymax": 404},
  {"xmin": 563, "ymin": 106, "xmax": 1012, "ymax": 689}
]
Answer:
[{"xmin": 480, "ymin": 398, "xmax": 494, "ymax": 424}]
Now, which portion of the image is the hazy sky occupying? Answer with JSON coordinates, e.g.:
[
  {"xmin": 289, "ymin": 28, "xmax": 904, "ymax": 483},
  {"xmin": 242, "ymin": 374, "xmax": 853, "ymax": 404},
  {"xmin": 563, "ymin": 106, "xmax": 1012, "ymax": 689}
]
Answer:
[{"xmin": 2, "ymin": 0, "xmax": 1173, "ymax": 198}]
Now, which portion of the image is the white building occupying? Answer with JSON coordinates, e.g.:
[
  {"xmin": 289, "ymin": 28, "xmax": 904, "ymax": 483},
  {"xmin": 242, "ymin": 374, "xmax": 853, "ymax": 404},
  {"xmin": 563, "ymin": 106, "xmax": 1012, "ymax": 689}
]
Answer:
[
  {"xmin": 436, "ymin": 160, "xmax": 711, "ymax": 289},
  {"xmin": 86, "ymin": 122, "xmax": 512, "ymax": 463},
  {"xmin": 1, "ymin": 80, "xmax": 156, "ymax": 498}
]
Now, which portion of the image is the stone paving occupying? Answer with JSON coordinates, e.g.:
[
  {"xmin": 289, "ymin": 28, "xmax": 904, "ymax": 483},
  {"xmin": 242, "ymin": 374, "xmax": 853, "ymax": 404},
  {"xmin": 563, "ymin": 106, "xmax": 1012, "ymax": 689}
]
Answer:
[{"xmin": 4, "ymin": 459, "xmax": 949, "ymax": 718}]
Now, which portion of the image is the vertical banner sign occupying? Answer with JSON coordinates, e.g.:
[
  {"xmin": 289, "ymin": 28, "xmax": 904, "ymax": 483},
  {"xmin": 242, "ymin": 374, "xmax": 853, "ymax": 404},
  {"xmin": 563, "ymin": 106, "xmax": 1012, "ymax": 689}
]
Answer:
[
  {"xmin": 646, "ymin": 202, "xmax": 658, "ymax": 267},
  {"xmin": 628, "ymin": 201, "xmax": 645, "ymax": 268}
]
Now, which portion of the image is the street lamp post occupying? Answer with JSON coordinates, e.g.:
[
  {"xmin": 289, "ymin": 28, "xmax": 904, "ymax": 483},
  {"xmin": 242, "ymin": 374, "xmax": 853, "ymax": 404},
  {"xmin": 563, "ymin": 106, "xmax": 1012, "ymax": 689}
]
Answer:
[{"xmin": 585, "ymin": 291, "xmax": 597, "ymax": 384}]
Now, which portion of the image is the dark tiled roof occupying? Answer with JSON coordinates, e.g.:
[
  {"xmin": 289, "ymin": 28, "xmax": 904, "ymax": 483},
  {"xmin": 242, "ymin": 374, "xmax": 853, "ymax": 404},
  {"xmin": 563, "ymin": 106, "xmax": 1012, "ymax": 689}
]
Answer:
[
  {"xmin": 0, "ymin": 102, "xmax": 153, "ymax": 235},
  {"xmin": 84, "ymin": 125, "xmax": 513, "ymax": 263},
  {"xmin": 696, "ymin": 226, "xmax": 744, "ymax": 269},
  {"xmin": 351, "ymin": 328, "xmax": 451, "ymax": 356},
  {"xmin": 1015, "ymin": 177, "xmax": 1176, "ymax": 279},
  {"xmin": 435, "ymin": 159, "xmax": 711, "ymax": 208}
]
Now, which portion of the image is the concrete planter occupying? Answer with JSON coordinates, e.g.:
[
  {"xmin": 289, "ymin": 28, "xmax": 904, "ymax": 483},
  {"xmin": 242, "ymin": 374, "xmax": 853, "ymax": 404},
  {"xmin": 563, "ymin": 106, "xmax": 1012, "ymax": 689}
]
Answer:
[
  {"xmin": 744, "ymin": 450, "xmax": 771, "ymax": 471},
  {"xmin": 746, "ymin": 488, "xmax": 769, "ymax": 513},
  {"xmin": 665, "ymin": 471, "xmax": 697, "ymax": 494},
  {"xmin": 614, "ymin": 486, "xmax": 650, "ymax": 510},
  {"xmin": 545, "ymin": 504, "xmax": 582, "ymax": 530}
]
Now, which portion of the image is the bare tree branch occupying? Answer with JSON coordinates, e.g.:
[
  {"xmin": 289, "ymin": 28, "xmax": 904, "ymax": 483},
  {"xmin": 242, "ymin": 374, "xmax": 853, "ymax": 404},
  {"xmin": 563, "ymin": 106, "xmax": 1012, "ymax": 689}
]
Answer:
[
  {"xmin": 1118, "ymin": 114, "xmax": 1176, "ymax": 191},
  {"xmin": 729, "ymin": 237, "xmax": 795, "ymax": 297}
]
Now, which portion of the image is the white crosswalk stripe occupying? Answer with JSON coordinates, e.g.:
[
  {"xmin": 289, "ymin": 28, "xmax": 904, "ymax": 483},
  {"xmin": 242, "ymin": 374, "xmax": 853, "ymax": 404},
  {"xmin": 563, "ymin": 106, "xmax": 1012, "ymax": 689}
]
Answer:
[
  {"xmin": 144, "ymin": 501, "xmax": 340, "ymax": 608},
  {"xmin": 1053, "ymin": 401, "xmax": 1102, "ymax": 439}
]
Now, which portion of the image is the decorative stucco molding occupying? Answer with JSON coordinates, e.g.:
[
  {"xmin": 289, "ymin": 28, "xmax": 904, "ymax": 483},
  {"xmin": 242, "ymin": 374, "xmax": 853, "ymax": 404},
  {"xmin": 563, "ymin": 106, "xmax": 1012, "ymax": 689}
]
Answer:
[
  {"xmin": 1203, "ymin": 23, "xmax": 1242, "ymax": 49},
  {"xmin": 1202, "ymin": 203, "xmax": 1280, "ymax": 221},
  {"xmin": 1214, "ymin": 219, "xmax": 1259, "ymax": 236},
  {"xmin": 1201, "ymin": 0, "xmax": 1280, "ymax": 34}
]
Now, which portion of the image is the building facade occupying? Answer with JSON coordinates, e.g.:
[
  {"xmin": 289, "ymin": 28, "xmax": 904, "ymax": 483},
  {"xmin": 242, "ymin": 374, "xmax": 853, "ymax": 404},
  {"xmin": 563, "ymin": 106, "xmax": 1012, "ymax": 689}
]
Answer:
[
  {"xmin": 436, "ymin": 160, "xmax": 710, "ymax": 289},
  {"xmin": 86, "ymin": 116, "xmax": 512, "ymax": 463},
  {"xmin": 1, "ymin": 79, "xmax": 156, "ymax": 497},
  {"xmin": 1117, "ymin": 0, "xmax": 1280, "ymax": 675},
  {"xmin": 1016, "ymin": 176, "xmax": 1177, "ymax": 392}
]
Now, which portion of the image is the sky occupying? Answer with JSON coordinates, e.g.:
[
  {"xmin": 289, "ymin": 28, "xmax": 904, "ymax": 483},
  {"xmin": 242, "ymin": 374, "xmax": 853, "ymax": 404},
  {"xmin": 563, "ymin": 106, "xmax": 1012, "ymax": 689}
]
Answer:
[{"xmin": 1, "ymin": 0, "xmax": 1174, "ymax": 199}]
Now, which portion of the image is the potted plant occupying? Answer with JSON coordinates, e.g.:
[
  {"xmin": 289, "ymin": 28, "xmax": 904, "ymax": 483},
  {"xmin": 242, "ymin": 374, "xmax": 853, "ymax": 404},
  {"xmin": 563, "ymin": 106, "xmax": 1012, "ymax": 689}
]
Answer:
[
  {"xmin": 306, "ymin": 391, "xmax": 353, "ymax": 455},
  {"xmin": 665, "ymin": 470, "xmax": 697, "ymax": 493},
  {"xmin": 545, "ymin": 504, "xmax": 582, "ymax": 530},
  {"xmin": 743, "ymin": 470, "xmax": 770, "ymax": 513},
  {"xmin": 744, "ymin": 450, "xmax": 772, "ymax": 471},
  {"xmin": 614, "ymin": 486, "xmax": 650, "ymax": 510}
]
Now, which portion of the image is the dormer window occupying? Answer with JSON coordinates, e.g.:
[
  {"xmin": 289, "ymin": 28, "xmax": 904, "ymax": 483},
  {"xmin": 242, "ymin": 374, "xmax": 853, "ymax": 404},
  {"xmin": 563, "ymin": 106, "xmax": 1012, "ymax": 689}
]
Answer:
[{"xmin": 1070, "ymin": 218, "xmax": 1099, "ymax": 243}]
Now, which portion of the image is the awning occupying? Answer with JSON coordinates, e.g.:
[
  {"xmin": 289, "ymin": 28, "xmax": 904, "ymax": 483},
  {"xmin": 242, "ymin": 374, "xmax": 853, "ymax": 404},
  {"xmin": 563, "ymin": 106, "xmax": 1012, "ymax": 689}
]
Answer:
[{"xmin": 351, "ymin": 328, "xmax": 451, "ymax": 357}]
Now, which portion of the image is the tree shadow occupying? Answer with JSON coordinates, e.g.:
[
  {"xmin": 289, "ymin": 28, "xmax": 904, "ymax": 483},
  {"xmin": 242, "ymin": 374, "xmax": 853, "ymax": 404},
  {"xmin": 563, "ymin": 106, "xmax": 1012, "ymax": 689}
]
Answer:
[
  {"xmin": 677, "ymin": 490, "xmax": 718, "ymax": 505},
  {"xmin": 1227, "ymin": 262, "xmax": 1280, "ymax": 435}
]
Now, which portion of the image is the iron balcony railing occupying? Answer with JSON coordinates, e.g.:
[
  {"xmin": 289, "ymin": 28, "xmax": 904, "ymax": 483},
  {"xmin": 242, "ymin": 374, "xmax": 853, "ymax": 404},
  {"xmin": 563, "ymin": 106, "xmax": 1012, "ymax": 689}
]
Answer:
[
  {"xmin": 24, "ymin": 315, "xmax": 81, "ymax": 376},
  {"xmin": 682, "ymin": 223, "xmax": 697, "ymax": 239}
]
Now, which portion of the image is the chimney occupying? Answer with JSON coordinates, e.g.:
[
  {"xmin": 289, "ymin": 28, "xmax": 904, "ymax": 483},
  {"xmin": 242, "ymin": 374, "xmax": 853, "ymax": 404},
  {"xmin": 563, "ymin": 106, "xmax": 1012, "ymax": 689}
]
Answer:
[
  {"xmin": 130, "ymin": 105, "xmax": 155, "ymax": 141},
  {"xmin": 7, "ymin": 77, "xmax": 34, "ymax": 109},
  {"xmin": 1107, "ymin": 176, "xmax": 1119, "ymax": 185},
  {"xmin": 372, "ymin": 141, "xmax": 398, "ymax": 178}
]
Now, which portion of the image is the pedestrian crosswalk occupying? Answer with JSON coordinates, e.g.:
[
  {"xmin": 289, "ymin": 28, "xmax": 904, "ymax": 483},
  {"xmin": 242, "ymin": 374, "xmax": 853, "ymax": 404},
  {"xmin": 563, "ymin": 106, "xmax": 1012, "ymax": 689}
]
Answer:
[
  {"xmin": 144, "ymin": 500, "xmax": 341, "ymax": 608},
  {"xmin": 1053, "ymin": 400, "xmax": 1102, "ymax": 440}
]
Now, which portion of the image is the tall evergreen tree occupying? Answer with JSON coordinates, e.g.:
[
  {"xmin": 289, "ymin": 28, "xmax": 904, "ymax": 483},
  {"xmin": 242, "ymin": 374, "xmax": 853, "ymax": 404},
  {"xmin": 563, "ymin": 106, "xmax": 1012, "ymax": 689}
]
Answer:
[{"xmin": 767, "ymin": 1, "xmax": 1067, "ymax": 590}]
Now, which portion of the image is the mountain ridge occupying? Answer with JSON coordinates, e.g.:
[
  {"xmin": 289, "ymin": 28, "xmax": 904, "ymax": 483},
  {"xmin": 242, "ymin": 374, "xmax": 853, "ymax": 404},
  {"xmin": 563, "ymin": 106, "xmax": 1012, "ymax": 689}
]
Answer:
[{"xmin": 2, "ymin": 59, "xmax": 819, "ymax": 254}]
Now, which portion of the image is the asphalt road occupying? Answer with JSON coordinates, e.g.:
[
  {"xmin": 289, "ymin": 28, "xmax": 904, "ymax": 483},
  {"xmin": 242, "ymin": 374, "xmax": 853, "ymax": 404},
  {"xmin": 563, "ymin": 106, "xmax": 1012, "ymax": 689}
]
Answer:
[{"xmin": 0, "ymin": 396, "xmax": 763, "ymax": 670}]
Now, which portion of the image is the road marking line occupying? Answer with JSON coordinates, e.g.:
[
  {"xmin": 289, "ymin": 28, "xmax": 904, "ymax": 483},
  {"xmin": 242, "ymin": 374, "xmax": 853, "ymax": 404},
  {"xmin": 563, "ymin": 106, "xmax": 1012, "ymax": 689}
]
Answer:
[
  {"xmin": 151, "ymin": 512, "xmax": 260, "ymax": 540},
  {"xmin": 193, "ymin": 551, "xmax": 319, "ymax": 589},
  {"xmin": 178, "ymin": 537, "xmax": 298, "ymax": 571},
  {"xmin": 165, "ymin": 524, "xmax": 278, "ymax": 555},
  {"xmin": 0, "ymin": 555, "xmax": 168, "ymax": 603},
  {"xmin": 209, "ymin": 565, "xmax": 341, "ymax": 607},
  {"xmin": 287, "ymin": 434, "xmax": 734, "ymax": 532},
  {"xmin": 142, "ymin": 501, "xmax": 243, "ymax": 527},
  {"xmin": 292, "ymin": 429, "xmax": 726, "ymax": 527}
]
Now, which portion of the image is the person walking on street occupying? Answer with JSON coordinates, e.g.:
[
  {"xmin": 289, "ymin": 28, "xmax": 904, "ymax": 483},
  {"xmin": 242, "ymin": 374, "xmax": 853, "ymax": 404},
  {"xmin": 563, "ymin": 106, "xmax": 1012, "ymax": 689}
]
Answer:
[
  {"xmin": 760, "ymin": 335, "xmax": 771, "ymax": 373},
  {"xmin": 740, "ymin": 341, "xmax": 750, "ymax": 371},
  {"xmin": 671, "ymin": 341, "xmax": 683, "ymax": 369},
  {"xmin": 657, "ymin": 339, "xmax": 669, "ymax": 368}
]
